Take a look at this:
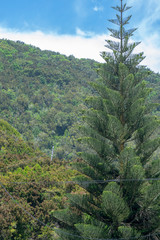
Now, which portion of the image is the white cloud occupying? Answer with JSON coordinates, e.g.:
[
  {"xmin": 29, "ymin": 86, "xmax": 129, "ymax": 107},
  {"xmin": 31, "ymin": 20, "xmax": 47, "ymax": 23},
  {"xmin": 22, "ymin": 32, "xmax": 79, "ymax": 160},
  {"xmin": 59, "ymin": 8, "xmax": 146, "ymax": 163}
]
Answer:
[
  {"xmin": 0, "ymin": 26, "xmax": 160, "ymax": 73},
  {"xmin": 93, "ymin": 6, "xmax": 104, "ymax": 12},
  {"xmin": 76, "ymin": 27, "xmax": 94, "ymax": 37},
  {"xmin": 135, "ymin": 35, "xmax": 160, "ymax": 73},
  {"xmin": 76, "ymin": 28, "xmax": 86, "ymax": 37},
  {"xmin": 0, "ymin": 26, "xmax": 106, "ymax": 63}
]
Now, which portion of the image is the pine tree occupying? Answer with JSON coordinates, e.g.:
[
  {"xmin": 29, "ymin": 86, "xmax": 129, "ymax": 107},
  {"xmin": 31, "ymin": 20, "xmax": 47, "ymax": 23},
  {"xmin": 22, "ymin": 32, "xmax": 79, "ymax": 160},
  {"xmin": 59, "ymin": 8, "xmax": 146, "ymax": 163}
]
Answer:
[{"xmin": 53, "ymin": 0, "xmax": 160, "ymax": 239}]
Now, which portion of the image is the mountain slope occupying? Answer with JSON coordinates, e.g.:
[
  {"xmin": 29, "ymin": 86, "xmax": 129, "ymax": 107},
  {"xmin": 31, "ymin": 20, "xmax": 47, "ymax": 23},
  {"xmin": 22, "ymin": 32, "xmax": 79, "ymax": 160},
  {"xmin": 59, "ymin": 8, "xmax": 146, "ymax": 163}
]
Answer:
[
  {"xmin": 0, "ymin": 39, "xmax": 160, "ymax": 159},
  {"xmin": 0, "ymin": 39, "xmax": 98, "ymax": 157},
  {"xmin": 0, "ymin": 119, "xmax": 78, "ymax": 239}
]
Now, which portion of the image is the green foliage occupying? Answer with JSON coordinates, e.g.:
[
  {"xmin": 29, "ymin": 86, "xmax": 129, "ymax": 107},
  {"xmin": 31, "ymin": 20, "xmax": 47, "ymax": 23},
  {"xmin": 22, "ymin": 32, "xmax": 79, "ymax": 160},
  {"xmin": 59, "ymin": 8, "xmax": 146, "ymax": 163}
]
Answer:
[
  {"xmin": 118, "ymin": 226, "xmax": 140, "ymax": 239},
  {"xmin": 102, "ymin": 183, "xmax": 130, "ymax": 223},
  {"xmin": 53, "ymin": 0, "xmax": 160, "ymax": 239},
  {"xmin": 0, "ymin": 38, "xmax": 159, "ymax": 160},
  {"xmin": 0, "ymin": 120, "xmax": 78, "ymax": 239},
  {"xmin": 0, "ymin": 119, "xmax": 21, "ymax": 137},
  {"xmin": 0, "ymin": 39, "xmax": 98, "ymax": 159},
  {"xmin": 0, "ymin": 2, "xmax": 160, "ymax": 239},
  {"xmin": 0, "ymin": 119, "xmax": 38, "ymax": 172}
]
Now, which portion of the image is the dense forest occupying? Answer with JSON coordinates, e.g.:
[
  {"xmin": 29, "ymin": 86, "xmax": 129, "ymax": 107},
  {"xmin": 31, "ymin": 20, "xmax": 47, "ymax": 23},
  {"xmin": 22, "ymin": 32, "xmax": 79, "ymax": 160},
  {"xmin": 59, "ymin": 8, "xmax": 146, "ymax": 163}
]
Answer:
[
  {"xmin": 1, "ymin": 0, "xmax": 160, "ymax": 237},
  {"xmin": 0, "ymin": 118, "xmax": 82, "ymax": 239},
  {"xmin": 0, "ymin": 39, "xmax": 160, "ymax": 160},
  {"xmin": 0, "ymin": 39, "xmax": 101, "ymax": 239},
  {"xmin": 0, "ymin": 39, "xmax": 98, "ymax": 159}
]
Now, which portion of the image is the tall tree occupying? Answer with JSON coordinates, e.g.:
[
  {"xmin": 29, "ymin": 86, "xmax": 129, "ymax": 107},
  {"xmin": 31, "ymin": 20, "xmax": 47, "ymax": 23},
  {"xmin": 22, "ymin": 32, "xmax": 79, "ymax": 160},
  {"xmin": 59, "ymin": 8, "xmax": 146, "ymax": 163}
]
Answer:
[{"xmin": 53, "ymin": 0, "xmax": 160, "ymax": 239}]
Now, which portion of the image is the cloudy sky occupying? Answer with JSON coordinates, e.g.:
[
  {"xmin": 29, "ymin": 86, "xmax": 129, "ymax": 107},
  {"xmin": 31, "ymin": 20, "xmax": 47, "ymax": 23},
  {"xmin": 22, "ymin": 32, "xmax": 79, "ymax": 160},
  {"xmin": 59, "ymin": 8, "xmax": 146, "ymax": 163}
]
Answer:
[{"xmin": 0, "ymin": 0, "xmax": 160, "ymax": 72}]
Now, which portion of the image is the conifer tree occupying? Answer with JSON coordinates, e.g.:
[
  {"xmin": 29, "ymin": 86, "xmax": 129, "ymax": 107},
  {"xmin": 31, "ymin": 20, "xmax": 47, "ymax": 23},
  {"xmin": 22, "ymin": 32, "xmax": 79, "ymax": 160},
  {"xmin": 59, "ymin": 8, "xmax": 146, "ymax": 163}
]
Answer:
[{"xmin": 53, "ymin": 0, "xmax": 160, "ymax": 239}]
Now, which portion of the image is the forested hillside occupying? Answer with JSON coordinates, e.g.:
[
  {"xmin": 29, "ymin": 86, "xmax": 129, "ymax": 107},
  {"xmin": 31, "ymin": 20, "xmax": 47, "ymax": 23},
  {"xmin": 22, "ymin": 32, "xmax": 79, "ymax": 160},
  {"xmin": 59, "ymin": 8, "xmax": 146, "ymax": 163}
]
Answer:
[
  {"xmin": 0, "ymin": 39, "xmax": 159, "ymax": 160},
  {"xmin": 0, "ymin": 39, "xmax": 98, "ymax": 159},
  {"xmin": 0, "ymin": 119, "xmax": 79, "ymax": 239},
  {"xmin": 0, "ymin": 30, "xmax": 160, "ymax": 239}
]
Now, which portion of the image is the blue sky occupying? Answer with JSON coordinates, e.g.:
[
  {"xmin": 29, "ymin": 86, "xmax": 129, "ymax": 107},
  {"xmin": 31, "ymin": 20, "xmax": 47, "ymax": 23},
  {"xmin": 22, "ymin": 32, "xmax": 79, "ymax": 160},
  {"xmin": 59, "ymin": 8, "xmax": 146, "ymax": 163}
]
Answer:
[
  {"xmin": 0, "ymin": 0, "xmax": 160, "ymax": 72},
  {"xmin": 0, "ymin": 0, "xmax": 115, "ymax": 34}
]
